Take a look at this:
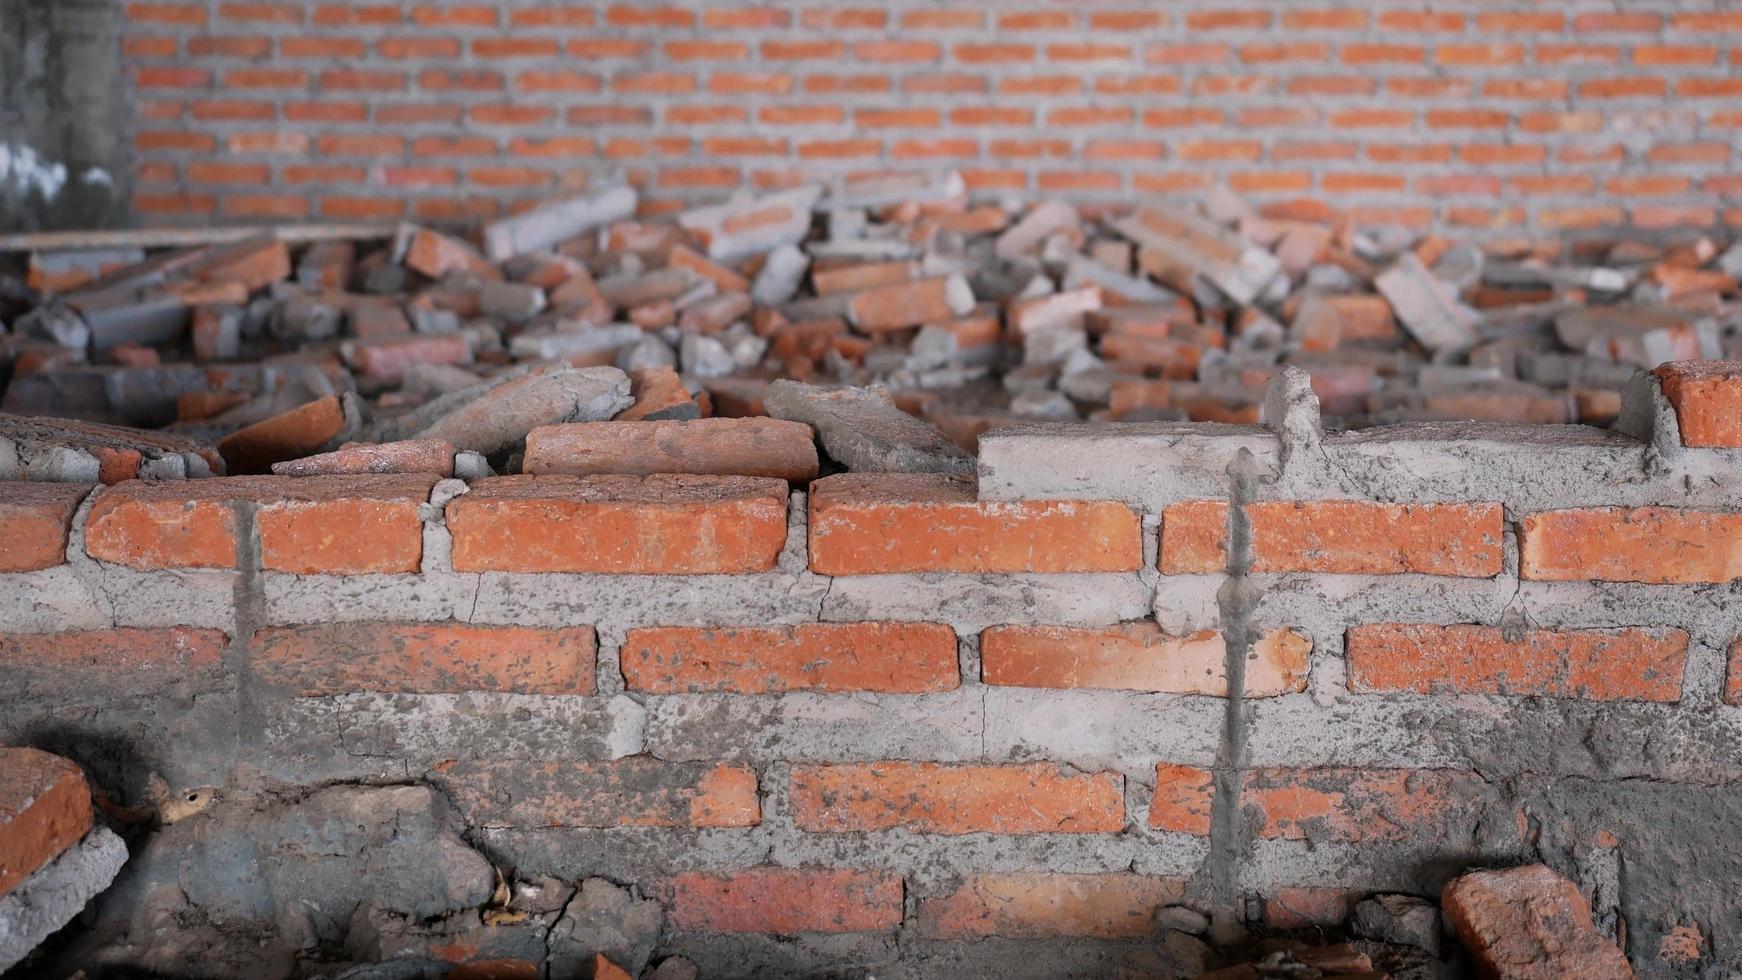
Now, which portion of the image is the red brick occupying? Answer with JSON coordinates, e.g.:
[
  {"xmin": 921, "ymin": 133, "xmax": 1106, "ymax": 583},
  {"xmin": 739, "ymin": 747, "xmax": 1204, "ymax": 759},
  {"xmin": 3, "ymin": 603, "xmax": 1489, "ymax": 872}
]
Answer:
[
  {"xmin": 918, "ymin": 873, "xmax": 1190, "ymax": 939},
  {"xmin": 1653, "ymin": 361, "xmax": 1742, "ymax": 447},
  {"xmin": 252, "ymin": 622, "xmax": 596, "ymax": 696},
  {"xmin": 790, "ymin": 762, "xmax": 1124, "ymax": 835},
  {"xmin": 1729, "ymin": 639, "xmax": 1742, "ymax": 706},
  {"xmin": 1347, "ymin": 624, "xmax": 1687, "ymax": 702},
  {"xmin": 0, "ymin": 483, "xmax": 91, "ymax": 572},
  {"xmin": 85, "ymin": 475, "xmax": 434, "ymax": 574},
  {"xmin": 621, "ymin": 622, "xmax": 959, "ymax": 694},
  {"xmin": 808, "ymin": 474, "xmax": 1141, "ymax": 575},
  {"xmin": 653, "ymin": 868, "xmax": 903, "ymax": 934},
  {"xmin": 434, "ymin": 759, "xmax": 758, "ymax": 828},
  {"xmin": 0, "ymin": 627, "xmax": 228, "ymax": 700},
  {"xmin": 981, "ymin": 624, "xmax": 1310, "ymax": 696},
  {"xmin": 447, "ymin": 474, "xmax": 788, "ymax": 574},
  {"xmin": 0, "ymin": 748, "xmax": 92, "ymax": 899},
  {"xmin": 1161, "ymin": 500, "xmax": 1504, "ymax": 577},
  {"xmin": 1521, "ymin": 508, "xmax": 1742, "ymax": 584},
  {"xmin": 1443, "ymin": 865, "xmax": 1633, "ymax": 980},
  {"xmin": 523, "ymin": 418, "xmax": 818, "ymax": 481},
  {"xmin": 1150, "ymin": 765, "xmax": 1489, "ymax": 842},
  {"xmin": 1148, "ymin": 764, "xmax": 1215, "ymax": 834}
]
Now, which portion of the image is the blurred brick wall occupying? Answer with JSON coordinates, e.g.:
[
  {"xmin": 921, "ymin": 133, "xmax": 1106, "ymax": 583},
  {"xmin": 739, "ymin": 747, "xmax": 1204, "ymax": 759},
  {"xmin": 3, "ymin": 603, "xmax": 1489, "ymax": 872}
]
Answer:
[{"xmin": 121, "ymin": 2, "xmax": 1742, "ymax": 233}]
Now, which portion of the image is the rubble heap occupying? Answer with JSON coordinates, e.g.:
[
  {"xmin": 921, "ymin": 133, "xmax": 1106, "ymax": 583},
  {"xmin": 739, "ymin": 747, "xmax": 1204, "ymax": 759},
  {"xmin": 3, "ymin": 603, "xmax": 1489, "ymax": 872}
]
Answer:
[{"xmin": 1, "ymin": 173, "xmax": 1738, "ymax": 481}]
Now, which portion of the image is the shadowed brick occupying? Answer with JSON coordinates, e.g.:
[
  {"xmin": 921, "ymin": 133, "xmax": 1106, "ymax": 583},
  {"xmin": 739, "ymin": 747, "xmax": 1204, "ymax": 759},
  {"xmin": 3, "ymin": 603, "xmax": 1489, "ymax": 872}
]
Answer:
[
  {"xmin": 790, "ymin": 762, "xmax": 1124, "ymax": 834},
  {"xmin": 651, "ymin": 868, "xmax": 903, "ymax": 934},
  {"xmin": 621, "ymin": 622, "xmax": 958, "ymax": 694},
  {"xmin": 0, "ymin": 747, "xmax": 92, "ymax": 899},
  {"xmin": 252, "ymin": 622, "xmax": 596, "ymax": 695},
  {"xmin": 432, "ymin": 759, "xmax": 759, "ymax": 828},
  {"xmin": 917, "ymin": 873, "xmax": 1190, "ymax": 939}
]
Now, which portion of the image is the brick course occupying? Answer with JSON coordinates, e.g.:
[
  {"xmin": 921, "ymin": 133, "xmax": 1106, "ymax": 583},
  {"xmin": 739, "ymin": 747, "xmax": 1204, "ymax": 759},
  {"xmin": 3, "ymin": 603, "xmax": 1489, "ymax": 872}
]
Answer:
[{"xmin": 117, "ymin": 1, "xmax": 1742, "ymax": 232}]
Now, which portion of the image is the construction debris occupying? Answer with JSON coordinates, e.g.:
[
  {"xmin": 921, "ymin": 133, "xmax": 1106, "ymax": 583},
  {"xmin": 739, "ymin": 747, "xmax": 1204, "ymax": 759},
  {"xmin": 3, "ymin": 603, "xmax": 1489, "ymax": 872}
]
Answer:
[{"xmin": 1, "ymin": 173, "xmax": 1738, "ymax": 483}]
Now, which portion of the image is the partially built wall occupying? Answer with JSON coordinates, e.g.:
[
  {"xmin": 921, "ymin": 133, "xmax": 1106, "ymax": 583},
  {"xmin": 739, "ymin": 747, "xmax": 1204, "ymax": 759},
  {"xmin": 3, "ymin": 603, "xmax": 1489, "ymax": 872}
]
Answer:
[{"xmin": 3, "ymin": 364, "xmax": 1740, "ymax": 977}]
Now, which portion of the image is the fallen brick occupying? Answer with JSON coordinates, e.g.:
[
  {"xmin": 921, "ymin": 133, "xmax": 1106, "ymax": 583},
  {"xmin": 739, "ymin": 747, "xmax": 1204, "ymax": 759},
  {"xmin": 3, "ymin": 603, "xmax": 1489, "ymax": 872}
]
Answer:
[
  {"xmin": 981, "ymin": 624, "xmax": 1310, "ymax": 696},
  {"xmin": 271, "ymin": 439, "xmax": 455, "ymax": 478},
  {"xmin": 398, "ymin": 226, "xmax": 500, "ymax": 281},
  {"xmin": 789, "ymin": 762, "xmax": 1125, "ymax": 835},
  {"xmin": 413, "ymin": 366, "xmax": 632, "ymax": 456},
  {"xmin": 846, "ymin": 274, "xmax": 976, "ymax": 332},
  {"xmin": 763, "ymin": 381, "xmax": 973, "ymax": 475},
  {"xmin": 1443, "ymin": 865, "xmax": 1634, "ymax": 980},
  {"xmin": 1376, "ymin": 252, "xmax": 1479, "ymax": 354},
  {"xmin": 252, "ymin": 622, "xmax": 595, "ymax": 696},
  {"xmin": 810, "ymin": 473, "xmax": 1141, "ymax": 575},
  {"xmin": 482, "ymin": 185, "xmax": 638, "ymax": 261},
  {"xmin": 446, "ymin": 474, "xmax": 788, "ymax": 574},
  {"xmin": 621, "ymin": 622, "xmax": 959, "ymax": 694},
  {"xmin": 0, "ymin": 747, "xmax": 93, "ymax": 900},
  {"xmin": 616, "ymin": 366, "xmax": 701, "ymax": 422},
  {"xmin": 523, "ymin": 418, "xmax": 818, "ymax": 481},
  {"xmin": 346, "ymin": 333, "xmax": 473, "ymax": 382},
  {"xmin": 216, "ymin": 393, "xmax": 359, "ymax": 475}
]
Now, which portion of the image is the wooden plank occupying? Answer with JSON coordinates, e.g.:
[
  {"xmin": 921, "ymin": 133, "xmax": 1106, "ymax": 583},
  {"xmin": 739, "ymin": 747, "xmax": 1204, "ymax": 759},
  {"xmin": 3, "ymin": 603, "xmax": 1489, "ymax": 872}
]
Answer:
[{"xmin": 0, "ymin": 222, "xmax": 397, "ymax": 253}]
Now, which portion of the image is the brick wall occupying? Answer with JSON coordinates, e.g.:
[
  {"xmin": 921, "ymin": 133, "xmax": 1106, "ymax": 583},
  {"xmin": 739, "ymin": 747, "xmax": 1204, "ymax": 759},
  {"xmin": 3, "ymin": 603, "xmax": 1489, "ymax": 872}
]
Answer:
[
  {"xmin": 119, "ymin": 2, "xmax": 1742, "ymax": 235},
  {"xmin": 4, "ymin": 363, "xmax": 1742, "ymax": 975}
]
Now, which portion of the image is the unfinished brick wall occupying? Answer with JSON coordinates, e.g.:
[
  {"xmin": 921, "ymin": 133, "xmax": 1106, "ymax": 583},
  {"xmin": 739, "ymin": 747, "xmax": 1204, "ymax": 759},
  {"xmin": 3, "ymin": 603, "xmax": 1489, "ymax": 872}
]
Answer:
[
  {"xmin": 3, "ymin": 363, "xmax": 1742, "ymax": 976},
  {"xmin": 120, "ymin": 2, "xmax": 1742, "ymax": 234}
]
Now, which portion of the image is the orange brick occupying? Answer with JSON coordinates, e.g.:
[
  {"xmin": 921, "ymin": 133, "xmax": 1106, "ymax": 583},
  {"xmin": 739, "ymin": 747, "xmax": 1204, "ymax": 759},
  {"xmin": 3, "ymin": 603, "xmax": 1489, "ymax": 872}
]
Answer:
[
  {"xmin": 447, "ymin": 474, "xmax": 788, "ymax": 574},
  {"xmin": 435, "ymin": 760, "xmax": 758, "ymax": 828},
  {"xmin": 1727, "ymin": 639, "xmax": 1742, "ymax": 706},
  {"xmin": 252, "ymin": 622, "xmax": 596, "ymax": 696},
  {"xmin": 1521, "ymin": 508, "xmax": 1742, "ymax": 584},
  {"xmin": 0, "ymin": 483, "xmax": 91, "ymax": 573},
  {"xmin": 1148, "ymin": 763, "xmax": 1215, "ymax": 834},
  {"xmin": 808, "ymin": 474, "xmax": 1141, "ymax": 575},
  {"xmin": 981, "ymin": 624, "xmax": 1310, "ymax": 696},
  {"xmin": 85, "ymin": 475, "xmax": 433, "ymax": 574},
  {"xmin": 1151, "ymin": 765, "xmax": 1488, "ymax": 841},
  {"xmin": 0, "ymin": 748, "xmax": 92, "ymax": 899},
  {"xmin": 790, "ymin": 762, "xmax": 1124, "ymax": 835},
  {"xmin": 0, "ymin": 627, "xmax": 228, "ymax": 699},
  {"xmin": 1653, "ymin": 361, "xmax": 1742, "ymax": 447},
  {"xmin": 918, "ymin": 873, "xmax": 1190, "ymax": 939},
  {"xmin": 1347, "ymin": 624, "xmax": 1687, "ymax": 702},
  {"xmin": 1161, "ymin": 500, "xmax": 1504, "ymax": 577},
  {"xmin": 621, "ymin": 623, "xmax": 958, "ymax": 694},
  {"xmin": 652, "ymin": 868, "xmax": 903, "ymax": 934}
]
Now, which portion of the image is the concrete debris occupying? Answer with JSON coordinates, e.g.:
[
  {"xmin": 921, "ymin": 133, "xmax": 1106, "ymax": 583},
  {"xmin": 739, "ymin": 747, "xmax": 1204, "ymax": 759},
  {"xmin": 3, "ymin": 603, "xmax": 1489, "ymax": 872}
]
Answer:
[
  {"xmin": 764, "ymin": 380, "xmax": 974, "ymax": 476},
  {"xmin": 3, "ymin": 179, "xmax": 1740, "ymax": 482},
  {"xmin": 1352, "ymin": 893, "xmax": 1443, "ymax": 956},
  {"xmin": 0, "ymin": 827, "xmax": 128, "ymax": 973}
]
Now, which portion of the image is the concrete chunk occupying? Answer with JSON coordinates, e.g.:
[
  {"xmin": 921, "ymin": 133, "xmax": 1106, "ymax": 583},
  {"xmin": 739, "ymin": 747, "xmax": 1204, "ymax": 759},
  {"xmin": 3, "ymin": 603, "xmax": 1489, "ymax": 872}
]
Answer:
[{"xmin": 765, "ymin": 380, "xmax": 973, "ymax": 476}]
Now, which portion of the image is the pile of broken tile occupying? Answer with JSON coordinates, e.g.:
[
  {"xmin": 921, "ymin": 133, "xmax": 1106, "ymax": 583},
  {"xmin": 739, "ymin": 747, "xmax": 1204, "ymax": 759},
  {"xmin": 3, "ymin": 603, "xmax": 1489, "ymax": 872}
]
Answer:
[{"xmin": 2, "ymin": 171, "xmax": 1739, "ymax": 482}]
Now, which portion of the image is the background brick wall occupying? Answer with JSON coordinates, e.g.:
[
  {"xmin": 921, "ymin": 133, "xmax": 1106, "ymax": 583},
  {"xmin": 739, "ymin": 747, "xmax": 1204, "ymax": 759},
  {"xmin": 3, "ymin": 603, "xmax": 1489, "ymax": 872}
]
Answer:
[{"xmin": 120, "ymin": 1, "xmax": 1742, "ymax": 234}]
